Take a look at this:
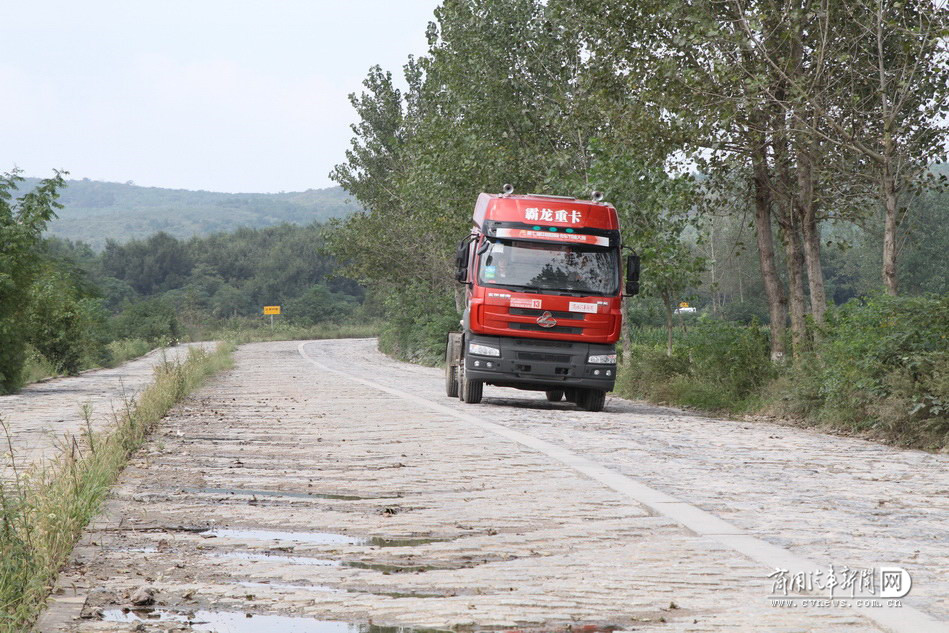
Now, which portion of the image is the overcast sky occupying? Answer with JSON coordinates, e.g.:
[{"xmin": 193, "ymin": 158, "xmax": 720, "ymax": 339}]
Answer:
[{"xmin": 1, "ymin": 1, "xmax": 440, "ymax": 193}]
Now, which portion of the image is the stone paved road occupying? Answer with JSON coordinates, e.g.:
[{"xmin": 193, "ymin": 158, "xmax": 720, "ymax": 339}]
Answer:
[
  {"xmin": 0, "ymin": 343, "xmax": 211, "ymax": 477},
  {"xmin": 37, "ymin": 340, "xmax": 949, "ymax": 633}
]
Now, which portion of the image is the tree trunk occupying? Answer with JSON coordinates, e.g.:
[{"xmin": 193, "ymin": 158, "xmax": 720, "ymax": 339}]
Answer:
[
  {"xmin": 876, "ymin": 3, "xmax": 899, "ymax": 297},
  {"xmin": 779, "ymin": 214, "xmax": 808, "ymax": 357},
  {"xmin": 751, "ymin": 137, "xmax": 787, "ymax": 362},
  {"xmin": 662, "ymin": 291, "xmax": 674, "ymax": 357},
  {"xmin": 795, "ymin": 136, "xmax": 827, "ymax": 324},
  {"xmin": 772, "ymin": 102, "xmax": 807, "ymax": 358},
  {"xmin": 882, "ymin": 165, "xmax": 899, "ymax": 296}
]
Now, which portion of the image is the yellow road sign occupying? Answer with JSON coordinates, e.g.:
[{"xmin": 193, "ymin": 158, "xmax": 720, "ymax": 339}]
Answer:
[
  {"xmin": 263, "ymin": 306, "xmax": 281, "ymax": 315},
  {"xmin": 679, "ymin": 302, "xmax": 689, "ymax": 308}
]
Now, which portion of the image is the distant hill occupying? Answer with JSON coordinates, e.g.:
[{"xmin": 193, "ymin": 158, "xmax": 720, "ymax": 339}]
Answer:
[{"xmin": 18, "ymin": 177, "xmax": 360, "ymax": 249}]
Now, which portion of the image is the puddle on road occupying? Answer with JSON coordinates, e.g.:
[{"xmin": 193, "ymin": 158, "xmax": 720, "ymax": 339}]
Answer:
[
  {"xmin": 212, "ymin": 549, "xmax": 456, "ymax": 573},
  {"xmin": 103, "ymin": 609, "xmax": 362, "ymax": 632},
  {"xmin": 205, "ymin": 528, "xmax": 361, "ymax": 545},
  {"xmin": 342, "ymin": 561, "xmax": 458, "ymax": 574},
  {"xmin": 364, "ymin": 536, "xmax": 447, "ymax": 547},
  {"xmin": 183, "ymin": 487, "xmax": 370, "ymax": 501},
  {"xmin": 371, "ymin": 589, "xmax": 446, "ymax": 598},
  {"xmin": 213, "ymin": 551, "xmax": 341, "ymax": 566},
  {"xmin": 102, "ymin": 609, "xmax": 454, "ymax": 633},
  {"xmin": 236, "ymin": 581, "xmax": 444, "ymax": 599},
  {"xmin": 237, "ymin": 580, "xmax": 344, "ymax": 593},
  {"xmin": 203, "ymin": 528, "xmax": 448, "ymax": 548}
]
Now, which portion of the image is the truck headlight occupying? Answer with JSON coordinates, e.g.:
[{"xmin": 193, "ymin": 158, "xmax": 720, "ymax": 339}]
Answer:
[
  {"xmin": 588, "ymin": 353, "xmax": 616, "ymax": 364},
  {"xmin": 469, "ymin": 342, "xmax": 500, "ymax": 357}
]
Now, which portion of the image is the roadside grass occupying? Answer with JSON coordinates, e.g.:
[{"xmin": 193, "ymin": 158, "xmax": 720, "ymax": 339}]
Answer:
[
  {"xmin": 19, "ymin": 347, "xmax": 58, "ymax": 385},
  {"xmin": 105, "ymin": 338, "xmax": 153, "ymax": 367},
  {"xmin": 615, "ymin": 321, "xmax": 773, "ymax": 416},
  {"xmin": 0, "ymin": 342, "xmax": 234, "ymax": 632}
]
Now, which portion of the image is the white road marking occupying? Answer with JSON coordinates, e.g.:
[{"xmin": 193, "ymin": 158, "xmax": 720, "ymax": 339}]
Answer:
[{"xmin": 298, "ymin": 341, "xmax": 947, "ymax": 633}]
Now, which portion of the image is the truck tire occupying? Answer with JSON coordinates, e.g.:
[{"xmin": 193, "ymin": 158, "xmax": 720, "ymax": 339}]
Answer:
[
  {"xmin": 577, "ymin": 388, "xmax": 606, "ymax": 412},
  {"xmin": 545, "ymin": 390, "xmax": 565, "ymax": 402},
  {"xmin": 446, "ymin": 333, "xmax": 462, "ymax": 399},
  {"xmin": 445, "ymin": 363, "xmax": 459, "ymax": 398},
  {"xmin": 460, "ymin": 368, "xmax": 483, "ymax": 404}
]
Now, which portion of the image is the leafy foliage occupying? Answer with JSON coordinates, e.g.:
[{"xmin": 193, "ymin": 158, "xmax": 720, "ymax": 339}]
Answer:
[
  {"xmin": 26, "ymin": 266, "xmax": 110, "ymax": 374},
  {"xmin": 619, "ymin": 318, "xmax": 774, "ymax": 411},
  {"xmin": 0, "ymin": 170, "xmax": 66, "ymax": 392},
  {"xmin": 109, "ymin": 298, "xmax": 180, "ymax": 346}
]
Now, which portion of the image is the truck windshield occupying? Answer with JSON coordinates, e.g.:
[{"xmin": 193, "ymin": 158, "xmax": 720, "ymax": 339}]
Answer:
[{"xmin": 478, "ymin": 239, "xmax": 618, "ymax": 296}]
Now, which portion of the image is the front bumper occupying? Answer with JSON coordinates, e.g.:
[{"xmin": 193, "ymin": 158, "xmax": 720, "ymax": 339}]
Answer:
[{"xmin": 464, "ymin": 333, "xmax": 616, "ymax": 392}]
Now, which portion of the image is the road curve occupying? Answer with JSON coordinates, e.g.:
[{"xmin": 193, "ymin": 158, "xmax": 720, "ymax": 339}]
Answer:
[{"xmin": 36, "ymin": 339, "xmax": 947, "ymax": 633}]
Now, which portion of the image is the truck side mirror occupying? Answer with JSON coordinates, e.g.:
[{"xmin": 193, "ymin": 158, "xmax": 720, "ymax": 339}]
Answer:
[
  {"xmin": 625, "ymin": 253, "xmax": 641, "ymax": 296},
  {"xmin": 455, "ymin": 238, "xmax": 470, "ymax": 283}
]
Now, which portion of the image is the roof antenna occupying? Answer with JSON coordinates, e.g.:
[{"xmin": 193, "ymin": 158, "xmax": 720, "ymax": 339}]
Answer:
[
  {"xmin": 501, "ymin": 184, "xmax": 514, "ymax": 196},
  {"xmin": 591, "ymin": 191, "xmax": 604, "ymax": 202}
]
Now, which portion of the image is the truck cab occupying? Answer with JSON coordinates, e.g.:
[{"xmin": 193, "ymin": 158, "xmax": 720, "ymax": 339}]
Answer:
[{"xmin": 446, "ymin": 187, "xmax": 639, "ymax": 412}]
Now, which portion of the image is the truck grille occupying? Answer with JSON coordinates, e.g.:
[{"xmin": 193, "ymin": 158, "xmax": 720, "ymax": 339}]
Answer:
[
  {"xmin": 516, "ymin": 351, "xmax": 572, "ymax": 363},
  {"xmin": 513, "ymin": 339, "xmax": 573, "ymax": 348},
  {"xmin": 509, "ymin": 322, "xmax": 583, "ymax": 335},
  {"xmin": 509, "ymin": 307, "xmax": 587, "ymax": 320}
]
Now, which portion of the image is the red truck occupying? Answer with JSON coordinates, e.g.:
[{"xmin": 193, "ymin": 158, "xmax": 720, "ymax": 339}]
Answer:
[{"xmin": 445, "ymin": 186, "xmax": 639, "ymax": 412}]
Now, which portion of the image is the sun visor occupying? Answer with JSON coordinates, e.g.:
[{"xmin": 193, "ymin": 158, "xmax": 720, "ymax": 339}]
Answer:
[{"xmin": 494, "ymin": 227, "xmax": 611, "ymax": 247}]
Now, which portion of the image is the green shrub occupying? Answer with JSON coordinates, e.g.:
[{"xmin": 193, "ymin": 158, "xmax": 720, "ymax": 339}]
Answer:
[
  {"xmin": 285, "ymin": 283, "xmax": 358, "ymax": 326},
  {"xmin": 615, "ymin": 295, "xmax": 946, "ymax": 450},
  {"xmin": 719, "ymin": 298, "xmax": 770, "ymax": 325},
  {"xmin": 768, "ymin": 294, "xmax": 949, "ymax": 448},
  {"xmin": 110, "ymin": 297, "xmax": 180, "ymax": 345},
  {"xmin": 686, "ymin": 318, "xmax": 775, "ymax": 398},
  {"xmin": 618, "ymin": 319, "xmax": 775, "ymax": 413},
  {"xmin": 19, "ymin": 346, "xmax": 58, "ymax": 384},
  {"xmin": 0, "ymin": 172, "xmax": 66, "ymax": 393},
  {"xmin": 624, "ymin": 298, "xmax": 668, "ymax": 328},
  {"xmin": 377, "ymin": 284, "xmax": 459, "ymax": 366},
  {"xmin": 26, "ymin": 271, "xmax": 111, "ymax": 375},
  {"xmin": 198, "ymin": 317, "xmax": 381, "ymax": 344}
]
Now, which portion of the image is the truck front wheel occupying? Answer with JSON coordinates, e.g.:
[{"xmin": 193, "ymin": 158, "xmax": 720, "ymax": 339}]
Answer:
[
  {"xmin": 577, "ymin": 388, "xmax": 606, "ymax": 412},
  {"xmin": 459, "ymin": 368, "xmax": 483, "ymax": 404},
  {"xmin": 545, "ymin": 390, "xmax": 564, "ymax": 402}
]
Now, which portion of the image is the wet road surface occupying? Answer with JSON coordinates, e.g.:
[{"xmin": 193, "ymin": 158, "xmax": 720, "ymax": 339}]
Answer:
[{"xmin": 36, "ymin": 339, "xmax": 949, "ymax": 632}]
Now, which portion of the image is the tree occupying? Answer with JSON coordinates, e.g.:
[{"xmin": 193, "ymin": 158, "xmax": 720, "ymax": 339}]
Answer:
[
  {"xmin": 573, "ymin": 0, "xmax": 801, "ymax": 359},
  {"xmin": 0, "ymin": 169, "xmax": 66, "ymax": 392},
  {"xmin": 26, "ymin": 264, "xmax": 109, "ymax": 375},
  {"xmin": 589, "ymin": 147, "xmax": 706, "ymax": 356},
  {"xmin": 736, "ymin": 0, "xmax": 949, "ymax": 295},
  {"xmin": 329, "ymin": 0, "xmax": 617, "ymax": 357}
]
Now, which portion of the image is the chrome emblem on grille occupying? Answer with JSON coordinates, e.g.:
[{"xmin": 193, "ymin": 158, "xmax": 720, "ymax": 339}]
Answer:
[{"xmin": 536, "ymin": 311, "xmax": 557, "ymax": 328}]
